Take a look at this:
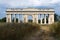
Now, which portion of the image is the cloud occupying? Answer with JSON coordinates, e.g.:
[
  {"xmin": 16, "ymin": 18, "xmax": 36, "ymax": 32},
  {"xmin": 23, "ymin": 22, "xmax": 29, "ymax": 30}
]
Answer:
[
  {"xmin": 50, "ymin": 0, "xmax": 60, "ymax": 4},
  {"xmin": 0, "ymin": 0, "xmax": 60, "ymax": 8}
]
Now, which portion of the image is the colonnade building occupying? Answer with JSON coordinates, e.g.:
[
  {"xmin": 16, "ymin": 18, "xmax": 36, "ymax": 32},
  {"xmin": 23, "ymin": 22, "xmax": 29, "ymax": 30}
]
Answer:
[{"xmin": 6, "ymin": 8, "xmax": 55, "ymax": 24}]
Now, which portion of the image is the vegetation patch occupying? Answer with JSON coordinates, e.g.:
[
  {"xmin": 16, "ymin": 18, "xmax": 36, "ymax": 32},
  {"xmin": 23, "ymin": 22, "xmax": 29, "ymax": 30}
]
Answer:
[
  {"xmin": 0, "ymin": 23, "xmax": 40, "ymax": 40},
  {"xmin": 50, "ymin": 22, "xmax": 60, "ymax": 40}
]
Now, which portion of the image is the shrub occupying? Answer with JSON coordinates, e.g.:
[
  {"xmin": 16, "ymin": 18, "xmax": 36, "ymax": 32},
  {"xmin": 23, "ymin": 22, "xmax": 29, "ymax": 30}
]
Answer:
[
  {"xmin": 50, "ymin": 22, "xmax": 60, "ymax": 40},
  {"xmin": 0, "ymin": 23, "xmax": 40, "ymax": 40}
]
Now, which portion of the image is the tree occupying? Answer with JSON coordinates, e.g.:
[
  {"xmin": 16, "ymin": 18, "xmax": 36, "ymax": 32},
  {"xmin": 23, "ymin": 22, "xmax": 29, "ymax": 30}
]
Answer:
[
  {"xmin": 0, "ymin": 17, "xmax": 6, "ymax": 22},
  {"xmin": 2, "ymin": 17, "xmax": 6, "ymax": 22},
  {"xmin": 54, "ymin": 13, "xmax": 58, "ymax": 22},
  {"xmin": 54, "ymin": 13, "xmax": 60, "ymax": 22},
  {"xmin": 50, "ymin": 22, "xmax": 60, "ymax": 40}
]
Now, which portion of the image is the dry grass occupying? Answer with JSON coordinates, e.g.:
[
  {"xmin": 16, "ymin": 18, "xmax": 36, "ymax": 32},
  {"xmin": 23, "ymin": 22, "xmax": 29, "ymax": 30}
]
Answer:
[
  {"xmin": 49, "ymin": 22, "xmax": 60, "ymax": 40},
  {"xmin": 0, "ymin": 23, "xmax": 40, "ymax": 40},
  {"xmin": 41, "ymin": 25, "xmax": 50, "ymax": 31},
  {"xmin": 0, "ymin": 22, "xmax": 60, "ymax": 40}
]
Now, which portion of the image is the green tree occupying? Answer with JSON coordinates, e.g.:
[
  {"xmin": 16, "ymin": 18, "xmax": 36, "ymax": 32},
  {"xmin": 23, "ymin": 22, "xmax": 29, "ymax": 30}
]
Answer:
[
  {"xmin": 2, "ymin": 17, "xmax": 6, "ymax": 22},
  {"xmin": 54, "ymin": 13, "xmax": 60, "ymax": 22},
  {"xmin": 50, "ymin": 22, "xmax": 60, "ymax": 40},
  {"xmin": 0, "ymin": 17, "xmax": 6, "ymax": 22},
  {"xmin": 54, "ymin": 13, "xmax": 58, "ymax": 22}
]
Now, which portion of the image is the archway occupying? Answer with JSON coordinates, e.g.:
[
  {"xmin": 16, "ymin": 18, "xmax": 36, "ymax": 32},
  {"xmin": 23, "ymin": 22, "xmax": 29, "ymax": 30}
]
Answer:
[
  {"xmin": 19, "ymin": 14, "xmax": 24, "ymax": 23},
  {"xmin": 28, "ymin": 15, "xmax": 33, "ymax": 23},
  {"xmin": 38, "ymin": 14, "xmax": 40, "ymax": 23}
]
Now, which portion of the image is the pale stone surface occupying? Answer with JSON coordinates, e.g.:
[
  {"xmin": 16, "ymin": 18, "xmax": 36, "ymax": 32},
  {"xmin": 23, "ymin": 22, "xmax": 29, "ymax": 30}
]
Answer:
[
  {"xmin": 6, "ymin": 14, "xmax": 11, "ymax": 23},
  {"xmin": 44, "ymin": 14, "xmax": 46, "ymax": 24},
  {"xmin": 48, "ymin": 14, "xmax": 54, "ymax": 24},
  {"xmin": 23, "ymin": 15, "xmax": 28, "ymax": 23},
  {"xmin": 40, "ymin": 14, "xmax": 43, "ymax": 24},
  {"xmin": 6, "ymin": 8, "xmax": 54, "ymax": 24},
  {"xmin": 18, "ymin": 14, "xmax": 20, "ymax": 23},
  {"xmin": 14, "ymin": 14, "xmax": 16, "ymax": 23}
]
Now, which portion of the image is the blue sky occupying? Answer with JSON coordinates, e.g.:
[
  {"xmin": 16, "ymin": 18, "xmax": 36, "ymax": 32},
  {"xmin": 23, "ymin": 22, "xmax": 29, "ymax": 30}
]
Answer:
[{"xmin": 0, "ymin": 0, "xmax": 60, "ymax": 19}]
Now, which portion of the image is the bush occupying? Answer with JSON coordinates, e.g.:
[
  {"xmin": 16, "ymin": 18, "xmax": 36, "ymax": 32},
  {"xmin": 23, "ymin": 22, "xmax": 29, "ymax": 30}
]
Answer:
[
  {"xmin": 50, "ymin": 22, "xmax": 60, "ymax": 40},
  {"xmin": 0, "ymin": 23, "xmax": 40, "ymax": 40}
]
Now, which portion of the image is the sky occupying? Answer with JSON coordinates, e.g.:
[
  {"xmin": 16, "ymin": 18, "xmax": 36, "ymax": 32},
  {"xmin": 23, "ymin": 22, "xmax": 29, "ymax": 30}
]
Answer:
[{"xmin": 0, "ymin": 0, "xmax": 60, "ymax": 19}]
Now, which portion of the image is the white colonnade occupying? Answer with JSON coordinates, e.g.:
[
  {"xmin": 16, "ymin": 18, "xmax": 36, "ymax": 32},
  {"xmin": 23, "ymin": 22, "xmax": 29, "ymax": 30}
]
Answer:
[
  {"xmin": 6, "ymin": 14, "xmax": 54, "ymax": 24},
  {"xmin": 6, "ymin": 8, "xmax": 54, "ymax": 24}
]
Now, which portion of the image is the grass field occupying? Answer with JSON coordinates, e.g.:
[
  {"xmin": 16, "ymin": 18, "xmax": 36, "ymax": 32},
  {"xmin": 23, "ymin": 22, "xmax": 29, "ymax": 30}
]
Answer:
[
  {"xmin": 0, "ymin": 23, "xmax": 41, "ymax": 40},
  {"xmin": 0, "ymin": 22, "xmax": 60, "ymax": 40}
]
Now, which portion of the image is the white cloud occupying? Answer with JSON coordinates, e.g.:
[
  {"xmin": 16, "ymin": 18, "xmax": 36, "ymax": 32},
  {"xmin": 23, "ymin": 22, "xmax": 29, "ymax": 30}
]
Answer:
[
  {"xmin": 0, "ymin": 0, "xmax": 60, "ymax": 7},
  {"xmin": 50, "ymin": 0, "xmax": 60, "ymax": 4}
]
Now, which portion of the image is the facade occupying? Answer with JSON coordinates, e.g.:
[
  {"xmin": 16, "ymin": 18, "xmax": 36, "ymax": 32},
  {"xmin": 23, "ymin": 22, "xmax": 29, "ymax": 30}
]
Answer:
[{"xmin": 6, "ymin": 8, "xmax": 55, "ymax": 24}]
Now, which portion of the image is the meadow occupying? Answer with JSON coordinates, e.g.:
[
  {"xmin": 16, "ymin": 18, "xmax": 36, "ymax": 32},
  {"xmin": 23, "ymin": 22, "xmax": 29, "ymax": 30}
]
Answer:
[
  {"xmin": 0, "ymin": 22, "xmax": 60, "ymax": 40},
  {"xmin": 0, "ymin": 23, "xmax": 40, "ymax": 40}
]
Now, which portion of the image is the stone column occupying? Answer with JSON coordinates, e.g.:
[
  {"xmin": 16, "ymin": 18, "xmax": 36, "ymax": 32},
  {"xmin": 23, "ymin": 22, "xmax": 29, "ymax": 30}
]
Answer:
[
  {"xmin": 6, "ymin": 14, "xmax": 8, "ymax": 22},
  {"xmin": 44, "ymin": 14, "xmax": 46, "ymax": 24},
  {"xmin": 32, "ymin": 15, "xmax": 35, "ymax": 23},
  {"xmin": 40, "ymin": 14, "xmax": 43, "ymax": 24},
  {"xmin": 18, "ymin": 14, "xmax": 20, "ymax": 23},
  {"xmin": 9, "ymin": 14, "xmax": 12, "ymax": 23},
  {"xmin": 14, "ymin": 14, "xmax": 16, "ymax": 23},
  {"xmin": 48, "ymin": 14, "xmax": 50, "ymax": 24},
  {"xmin": 6, "ymin": 14, "xmax": 12, "ymax": 23},
  {"xmin": 23, "ymin": 15, "xmax": 28, "ymax": 23},
  {"xmin": 35, "ymin": 15, "xmax": 38, "ymax": 24},
  {"xmin": 48, "ymin": 14, "xmax": 54, "ymax": 24},
  {"xmin": 39, "ymin": 14, "xmax": 40, "ymax": 24},
  {"xmin": 52, "ymin": 14, "xmax": 54, "ymax": 23}
]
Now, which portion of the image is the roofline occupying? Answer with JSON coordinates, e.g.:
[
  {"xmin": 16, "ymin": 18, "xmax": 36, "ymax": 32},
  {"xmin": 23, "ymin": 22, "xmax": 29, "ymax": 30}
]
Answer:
[
  {"xmin": 6, "ymin": 8, "xmax": 54, "ymax": 9},
  {"xmin": 6, "ymin": 11, "xmax": 55, "ymax": 12}
]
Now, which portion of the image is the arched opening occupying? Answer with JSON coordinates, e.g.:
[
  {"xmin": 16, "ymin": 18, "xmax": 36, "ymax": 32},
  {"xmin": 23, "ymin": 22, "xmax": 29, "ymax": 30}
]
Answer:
[
  {"xmin": 11, "ymin": 14, "xmax": 18, "ymax": 23},
  {"xmin": 28, "ymin": 15, "xmax": 33, "ymax": 23},
  {"xmin": 40, "ymin": 14, "xmax": 44, "ymax": 24},
  {"xmin": 46, "ymin": 14, "xmax": 49, "ymax": 24},
  {"xmin": 44, "ymin": 14, "xmax": 49, "ymax": 24},
  {"xmin": 11, "ymin": 14, "xmax": 16, "ymax": 23},
  {"xmin": 11, "ymin": 14, "xmax": 14, "ymax": 22},
  {"xmin": 15, "ymin": 14, "xmax": 18, "ymax": 23},
  {"xmin": 19, "ymin": 14, "xmax": 24, "ymax": 23},
  {"xmin": 38, "ymin": 14, "xmax": 40, "ymax": 23}
]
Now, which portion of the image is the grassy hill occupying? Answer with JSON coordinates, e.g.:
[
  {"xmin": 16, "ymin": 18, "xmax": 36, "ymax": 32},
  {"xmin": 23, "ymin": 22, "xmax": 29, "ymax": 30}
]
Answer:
[
  {"xmin": 0, "ymin": 23, "xmax": 40, "ymax": 40},
  {"xmin": 0, "ymin": 22, "xmax": 60, "ymax": 40}
]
